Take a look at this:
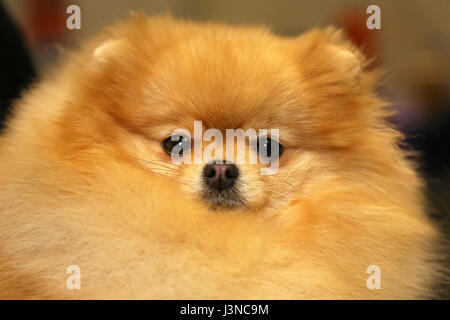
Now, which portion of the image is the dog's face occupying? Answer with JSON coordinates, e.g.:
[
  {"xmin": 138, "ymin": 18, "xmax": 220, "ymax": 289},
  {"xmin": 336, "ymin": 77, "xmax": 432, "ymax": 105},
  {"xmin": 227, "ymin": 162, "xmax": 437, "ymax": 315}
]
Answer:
[{"xmin": 70, "ymin": 16, "xmax": 378, "ymax": 212}]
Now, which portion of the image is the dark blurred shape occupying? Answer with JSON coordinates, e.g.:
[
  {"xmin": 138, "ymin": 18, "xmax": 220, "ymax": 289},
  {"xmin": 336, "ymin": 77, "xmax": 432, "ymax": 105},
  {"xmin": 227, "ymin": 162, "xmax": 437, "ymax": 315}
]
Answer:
[
  {"xmin": 0, "ymin": 2, "xmax": 36, "ymax": 130},
  {"xmin": 26, "ymin": 0, "xmax": 67, "ymax": 45}
]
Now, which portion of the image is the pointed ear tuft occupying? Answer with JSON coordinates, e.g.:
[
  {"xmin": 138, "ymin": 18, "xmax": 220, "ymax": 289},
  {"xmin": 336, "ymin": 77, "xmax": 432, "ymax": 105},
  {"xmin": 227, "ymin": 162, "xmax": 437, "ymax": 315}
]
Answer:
[
  {"xmin": 329, "ymin": 45, "xmax": 361, "ymax": 81},
  {"xmin": 297, "ymin": 27, "xmax": 365, "ymax": 85},
  {"xmin": 91, "ymin": 39, "xmax": 126, "ymax": 65}
]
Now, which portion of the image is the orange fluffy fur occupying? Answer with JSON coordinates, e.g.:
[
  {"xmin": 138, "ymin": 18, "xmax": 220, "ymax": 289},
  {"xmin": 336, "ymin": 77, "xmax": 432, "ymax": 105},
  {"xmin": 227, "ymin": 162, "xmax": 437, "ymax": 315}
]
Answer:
[{"xmin": 0, "ymin": 15, "xmax": 444, "ymax": 299}]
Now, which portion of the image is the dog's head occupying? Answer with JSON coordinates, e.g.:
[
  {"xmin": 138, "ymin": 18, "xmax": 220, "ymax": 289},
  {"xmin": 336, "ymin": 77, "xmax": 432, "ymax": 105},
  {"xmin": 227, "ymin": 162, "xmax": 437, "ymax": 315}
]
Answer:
[{"xmin": 60, "ymin": 15, "xmax": 386, "ymax": 212}]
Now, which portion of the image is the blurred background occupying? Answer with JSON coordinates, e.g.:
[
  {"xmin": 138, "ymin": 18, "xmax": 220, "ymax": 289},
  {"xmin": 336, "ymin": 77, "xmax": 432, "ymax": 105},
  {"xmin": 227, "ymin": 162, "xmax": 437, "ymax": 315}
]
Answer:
[{"xmin": 1, "ymin": 0, "xmax": 449, "ymax": 295}]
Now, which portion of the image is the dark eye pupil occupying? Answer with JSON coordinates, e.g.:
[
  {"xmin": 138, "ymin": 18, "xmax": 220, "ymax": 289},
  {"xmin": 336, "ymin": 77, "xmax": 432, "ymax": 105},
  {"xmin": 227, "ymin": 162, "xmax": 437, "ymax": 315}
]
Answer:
[
  {"xmin": 257, "ymin": 138, "xmax": 284, "ymax": 159},
  {"xmin": 162, "ymin": 136, "xmax": 190, "ymax": 155},
  {"xmin": 263, "ymin": 139, "xmax": 272, "ymax": 156}
]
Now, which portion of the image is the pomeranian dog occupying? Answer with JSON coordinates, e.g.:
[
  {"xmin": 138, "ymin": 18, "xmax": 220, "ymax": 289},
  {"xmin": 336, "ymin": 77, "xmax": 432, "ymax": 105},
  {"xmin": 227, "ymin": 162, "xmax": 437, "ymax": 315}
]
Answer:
[{"xmin": 0, "ymin": 14, "xmax": 444, "ymax": 299}]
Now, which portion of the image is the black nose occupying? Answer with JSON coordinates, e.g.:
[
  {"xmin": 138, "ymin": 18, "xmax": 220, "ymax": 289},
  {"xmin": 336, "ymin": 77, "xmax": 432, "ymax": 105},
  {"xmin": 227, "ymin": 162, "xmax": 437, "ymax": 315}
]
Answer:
[{"xmin": 203, "ymin": 163, "xmax": 239, "ymax": 192}]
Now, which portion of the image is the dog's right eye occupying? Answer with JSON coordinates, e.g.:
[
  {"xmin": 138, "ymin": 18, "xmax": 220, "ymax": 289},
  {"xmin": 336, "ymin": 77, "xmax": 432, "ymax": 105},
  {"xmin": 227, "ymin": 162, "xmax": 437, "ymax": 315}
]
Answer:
[
  {"xmin": 162, "ymin": 135, "xmax": 191, "ymax": 155},
  {"xmin": 257, "ymin": 137, "xmax": 284, "ymax": 160}
]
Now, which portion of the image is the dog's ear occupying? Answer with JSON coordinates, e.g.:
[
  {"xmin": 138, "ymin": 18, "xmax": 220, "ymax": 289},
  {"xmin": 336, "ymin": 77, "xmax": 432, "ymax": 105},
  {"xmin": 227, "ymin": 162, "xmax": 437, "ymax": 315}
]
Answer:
[
  {"xmin": 93, "ymin": 39, "xmax": 124, "ymax": 61},
  {"xmin": 90, "ymin": 39, "xmax": 127, "ymax": 67},
  {"xmin": 296, "ymin": 27, "xmax": 366, "ymax": 87},
  {"xmin": 327, "ymin": 43, "xmax": 361, "ymax": 81}
]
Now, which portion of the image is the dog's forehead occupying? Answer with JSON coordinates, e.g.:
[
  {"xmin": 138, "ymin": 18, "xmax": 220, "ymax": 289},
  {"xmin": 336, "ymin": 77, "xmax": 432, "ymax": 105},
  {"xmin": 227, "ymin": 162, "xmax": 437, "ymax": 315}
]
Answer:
[{"xmin": 144, "ymin": 35, "xmax": 299, "ymax": 130}]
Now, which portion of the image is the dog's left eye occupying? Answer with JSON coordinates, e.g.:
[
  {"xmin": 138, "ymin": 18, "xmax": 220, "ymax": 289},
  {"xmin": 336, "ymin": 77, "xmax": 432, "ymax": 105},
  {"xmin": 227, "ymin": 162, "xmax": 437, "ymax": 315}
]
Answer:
[
  {"xmin": 162, "ymin": 135, "xmax": 191, "ymax": 155},
  {"xmin": 257, "ymin": 137, "xmax": 284, "ymax": 159}
]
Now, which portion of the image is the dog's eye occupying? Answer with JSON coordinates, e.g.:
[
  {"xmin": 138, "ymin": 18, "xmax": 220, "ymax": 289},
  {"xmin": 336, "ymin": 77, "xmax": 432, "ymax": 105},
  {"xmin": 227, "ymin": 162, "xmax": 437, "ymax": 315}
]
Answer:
[
  {"xmin": 257, "ymin": 137, "xmax": 284, "ymax": 159},
  {"xmin": 162, "ymin": 135, "xmax": 191, "ymax": 155}
]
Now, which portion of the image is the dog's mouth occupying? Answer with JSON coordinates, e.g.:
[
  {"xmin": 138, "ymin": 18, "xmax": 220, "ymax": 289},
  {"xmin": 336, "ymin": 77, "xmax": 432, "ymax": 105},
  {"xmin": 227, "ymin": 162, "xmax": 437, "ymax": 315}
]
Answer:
[{"xmin": 201, "ymin": 187, "xmax": 246, "ymax": 210}]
